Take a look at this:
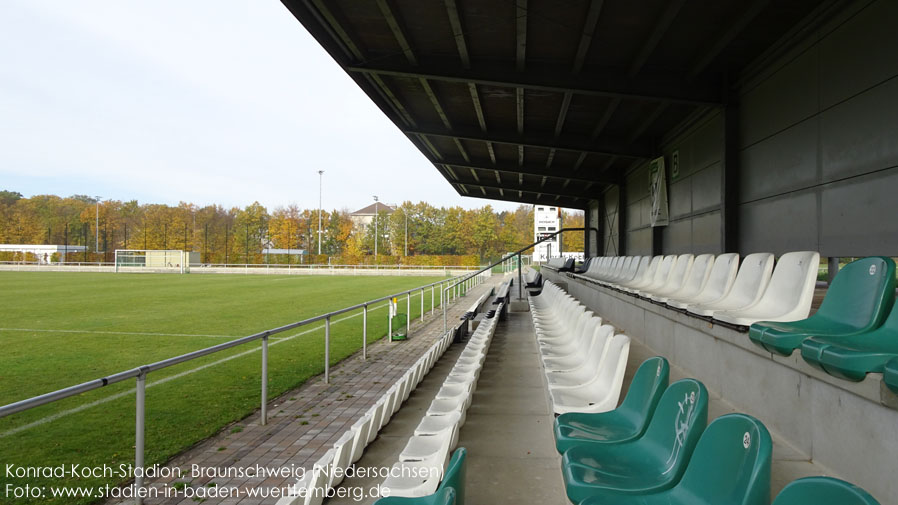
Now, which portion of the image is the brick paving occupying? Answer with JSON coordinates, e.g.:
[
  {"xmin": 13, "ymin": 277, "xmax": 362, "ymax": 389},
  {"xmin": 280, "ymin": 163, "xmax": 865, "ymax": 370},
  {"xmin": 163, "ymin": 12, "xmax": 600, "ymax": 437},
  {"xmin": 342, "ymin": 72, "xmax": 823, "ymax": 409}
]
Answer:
[{"xmin": 107, "ymin": 275, "xmax": 504, "ymax": 505}]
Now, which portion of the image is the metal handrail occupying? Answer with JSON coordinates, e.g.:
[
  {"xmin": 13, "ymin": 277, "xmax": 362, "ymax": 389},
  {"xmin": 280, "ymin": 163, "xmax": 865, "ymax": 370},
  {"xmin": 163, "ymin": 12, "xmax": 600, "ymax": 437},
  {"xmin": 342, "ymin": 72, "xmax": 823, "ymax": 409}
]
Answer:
[
  {"xmin": 441, "ymin": 228, "xmax": 587, "ymax": 332},
  {"xmin": 0, "ymin": 272, "xmax": 468, "ymax": 504}
]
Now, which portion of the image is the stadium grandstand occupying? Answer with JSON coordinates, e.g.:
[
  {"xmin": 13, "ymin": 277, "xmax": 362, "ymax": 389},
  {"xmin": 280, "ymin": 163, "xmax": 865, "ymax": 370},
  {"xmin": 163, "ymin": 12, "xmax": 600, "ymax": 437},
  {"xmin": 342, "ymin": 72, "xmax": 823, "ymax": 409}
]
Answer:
[
  {"xmin": 278, "ymin": 1, "xmax": 898, "ymax": 504},
  {"xmin": 2, "ymin": 2, "xmax": 896, "ymax": 505}
]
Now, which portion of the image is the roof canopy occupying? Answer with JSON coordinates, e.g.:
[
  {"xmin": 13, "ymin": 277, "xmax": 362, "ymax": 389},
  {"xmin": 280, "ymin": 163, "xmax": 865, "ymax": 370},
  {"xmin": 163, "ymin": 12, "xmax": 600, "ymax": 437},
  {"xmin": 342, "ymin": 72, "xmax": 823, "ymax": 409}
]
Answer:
[{"xmin": 283, "ymin": 0, "xmax": 835, "ymax": 209}]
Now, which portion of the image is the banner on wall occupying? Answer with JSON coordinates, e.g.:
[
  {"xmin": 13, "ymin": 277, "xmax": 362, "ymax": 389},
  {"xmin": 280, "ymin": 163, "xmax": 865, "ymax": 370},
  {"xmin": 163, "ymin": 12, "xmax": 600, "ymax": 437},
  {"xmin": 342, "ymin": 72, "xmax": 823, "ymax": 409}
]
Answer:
[{"xmin": 649, "ymin": 156, "xmax": 669, "ymax": 227}]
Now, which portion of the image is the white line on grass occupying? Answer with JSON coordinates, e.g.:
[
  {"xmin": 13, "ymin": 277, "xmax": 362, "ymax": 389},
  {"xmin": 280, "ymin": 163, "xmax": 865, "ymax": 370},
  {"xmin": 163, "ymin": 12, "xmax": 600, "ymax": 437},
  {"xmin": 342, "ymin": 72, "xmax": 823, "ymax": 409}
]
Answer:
[
  {"xmin": 0, "ymin": 302, "xmax": 394, "ymax": 438},
  {"xmin": 0, "ymin": 328, "xmax": 237, "ymax": 339}
]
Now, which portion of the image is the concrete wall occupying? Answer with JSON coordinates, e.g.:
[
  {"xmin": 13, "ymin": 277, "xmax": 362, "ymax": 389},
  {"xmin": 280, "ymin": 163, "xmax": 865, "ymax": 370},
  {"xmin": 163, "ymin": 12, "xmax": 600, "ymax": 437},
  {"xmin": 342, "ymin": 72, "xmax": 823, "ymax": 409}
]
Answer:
[
  {"xmin": 736, "ymin": 0, "xmax": 898, "ymax": 256},
  {"xmin": 543, "ymin": 269, "xmax": 898, "ymax": 502}
]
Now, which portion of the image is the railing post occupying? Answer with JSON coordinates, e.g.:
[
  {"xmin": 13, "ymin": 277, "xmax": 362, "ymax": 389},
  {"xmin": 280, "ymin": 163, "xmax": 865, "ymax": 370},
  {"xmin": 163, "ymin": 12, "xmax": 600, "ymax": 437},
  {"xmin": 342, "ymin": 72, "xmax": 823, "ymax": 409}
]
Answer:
[
  {"xmin": 431, "ymin": 285, "xmax": 434, "ymax": 314},
  {"xmin": 420, "ymin": 289, "xmax": 424, "ymax": 322},
  {"xmin": 324, "ymin": 316, "xmax": 331, "ymax": 383},
  {"xmin": 517, "ymin": 253, "xmax": 523, "ymax": 299},
  {"xmin": 363, "ymin": 303, "xmax": 368, "ymax": 360},
  {"xmin": 134, "ymin": 370, "xmax": 146, "ymax": 505},
  {"xmin": 388, "ymin": 299, "xmax": 393, "ymax": 340},
  {"xmin": 261, "ymin": 335, "xmax": 268, "ymax": 425},
  {"xmin": 406, "ymin": 293, "xmax": 411, "ymax": 336}
]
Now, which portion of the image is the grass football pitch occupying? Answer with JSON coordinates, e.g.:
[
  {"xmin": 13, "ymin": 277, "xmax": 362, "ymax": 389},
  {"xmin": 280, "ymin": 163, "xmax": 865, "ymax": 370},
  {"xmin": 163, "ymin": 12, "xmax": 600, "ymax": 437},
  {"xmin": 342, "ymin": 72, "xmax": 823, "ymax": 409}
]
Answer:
[{"xmin": 0, "ymin": 271, "xmax": 450, "ymax": 504}]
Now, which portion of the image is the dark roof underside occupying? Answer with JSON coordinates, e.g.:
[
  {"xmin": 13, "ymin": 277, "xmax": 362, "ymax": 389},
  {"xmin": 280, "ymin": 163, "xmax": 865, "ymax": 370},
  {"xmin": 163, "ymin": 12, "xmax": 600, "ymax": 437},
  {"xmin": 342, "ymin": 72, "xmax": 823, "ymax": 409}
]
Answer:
[{"xmin": 283, "ymin": 0, "xmax": 839, "ymax": 209}]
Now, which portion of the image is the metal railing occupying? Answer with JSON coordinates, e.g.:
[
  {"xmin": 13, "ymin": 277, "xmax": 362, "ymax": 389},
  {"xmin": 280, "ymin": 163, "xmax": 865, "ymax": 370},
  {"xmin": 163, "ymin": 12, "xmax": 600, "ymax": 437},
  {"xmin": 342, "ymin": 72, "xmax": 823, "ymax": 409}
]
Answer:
[
  {"xmin": 0, "ymin": 274, "xmax": 467, "ymax": 504},
  {"xmin": 442, "ymin": 228, "xmax": 588, "ymax": 332}
]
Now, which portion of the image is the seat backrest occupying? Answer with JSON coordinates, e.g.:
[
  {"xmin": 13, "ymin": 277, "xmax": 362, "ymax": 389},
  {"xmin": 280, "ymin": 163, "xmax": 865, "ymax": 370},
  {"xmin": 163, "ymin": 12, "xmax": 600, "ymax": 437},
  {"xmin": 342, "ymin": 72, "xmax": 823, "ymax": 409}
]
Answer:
[
  {"xmin": 639, "ymin": 379, "xmax": 708, "ymax": 481},
  {"xmin": 648, "ymin": 255, "xmax": 677, "ymax": 288},
  {"xmin": 328, "ymin": 430, "xmax": 355, "ymax": 487},
  {"xmin": 772, "ymin": 476, "xmax": 881, "ymax": 505},
  {"xmin": 699, "ymin": 253, "xmax": 741, "ymax": 300},
  {"xmin": 813, "ymin": 256, "xmax": 896, "ymax": 331},
  {"xmin": 756, "ymin": 251, "xmax": 820, "ymax": 314},
  {"xmin": 677, "ymin": 253, "xmax": 715, "ymax": 297},
  {"xmin": 723, "ymin": 253, "xmax": 774, "ymax": 307},
  {"xmin": 673, "ymin": 413, "xmax": 772, "ymax": 505},
  {"xmin": 436, "ymin": 447, "xmax": 467, "ymax": 505},
  {"xmin": 663, "ymin": 254, "xmax": 695, "ymax": 291},
  {"xmin": 307, "ymin": 449, "xmax": 335, "ymax": 505},
  {"xmin": 628, "ymin": 256, "xmax": 652, "ymax": 283},
  {"xmin": 633, "ymin": 256, "xmax": 663, "ymax": 285},
  {"xmin": 617, "ymin": 357, "xmax": 670, "ymax": 431}
]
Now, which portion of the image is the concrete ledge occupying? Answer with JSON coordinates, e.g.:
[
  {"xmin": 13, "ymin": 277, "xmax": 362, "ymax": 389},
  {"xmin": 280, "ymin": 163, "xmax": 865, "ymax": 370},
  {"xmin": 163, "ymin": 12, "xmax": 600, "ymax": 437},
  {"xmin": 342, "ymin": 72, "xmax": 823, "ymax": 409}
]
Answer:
[{"xmin": 544, "ymin": 269, "xmax": 898, "ymax": 503}]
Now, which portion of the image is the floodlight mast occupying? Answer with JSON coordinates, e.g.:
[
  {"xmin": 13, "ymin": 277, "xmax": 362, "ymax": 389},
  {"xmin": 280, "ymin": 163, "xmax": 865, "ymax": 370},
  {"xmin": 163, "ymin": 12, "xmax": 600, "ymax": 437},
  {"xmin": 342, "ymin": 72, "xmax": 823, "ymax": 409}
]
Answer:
[
  {"xmin": 318, "ymin": 170, "xmax": 324, "ymax": 256},
  {"xmin": 373, "ymin": 195, "xmax": 379, "ymax": 262}
]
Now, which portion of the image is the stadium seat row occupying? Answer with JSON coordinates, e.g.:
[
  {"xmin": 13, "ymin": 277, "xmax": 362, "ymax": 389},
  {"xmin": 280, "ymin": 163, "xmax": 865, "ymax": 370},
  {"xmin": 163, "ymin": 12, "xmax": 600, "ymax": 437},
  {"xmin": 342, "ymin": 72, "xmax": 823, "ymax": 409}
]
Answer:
[
  {"xmin": 551, "ymin": 357, "xmax": 881, "ymax": 505},
  {"xmin": 278, "ymin": 326, "xmax": 457, "ymax": 505},
  {"xmin": 374, "ymin": 302, "xmax": 503, "ymax": 502},
  {"xmin": 544, "ymin": 257, "xmax": 575, "ymax": 272},
  {"xmin": 529, "ymin": 281, "xmax": 630, "ymax": 415},
  {"xmin": 748, "ymin": 256, "xmax": 898, "ymax": 385},
  {"xmin": 572, "ymin": 252, "xmax": 820, "ymax": 328}
]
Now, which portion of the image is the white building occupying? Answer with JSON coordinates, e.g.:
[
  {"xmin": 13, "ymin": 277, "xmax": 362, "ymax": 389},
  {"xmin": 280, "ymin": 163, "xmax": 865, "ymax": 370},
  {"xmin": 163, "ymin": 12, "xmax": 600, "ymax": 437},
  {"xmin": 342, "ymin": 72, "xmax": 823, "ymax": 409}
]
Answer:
[{"xmin": 533, "ymin": 206, "xmax": 562, "ymax": 262}]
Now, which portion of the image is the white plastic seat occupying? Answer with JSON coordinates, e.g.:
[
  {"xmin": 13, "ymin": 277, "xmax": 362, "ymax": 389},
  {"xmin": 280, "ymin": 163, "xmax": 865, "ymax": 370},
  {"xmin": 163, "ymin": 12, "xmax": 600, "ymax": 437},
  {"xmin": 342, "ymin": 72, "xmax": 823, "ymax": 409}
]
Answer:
[
  {"xmin": 427, "ymin": 395, "xmax": 469, "ymax": 417},
  {"xmin": 635, "ymin": 255, "xmax": 678, "ymax": 296},
  {"xmin": 544, "ymin": 324, "xmax": 615, "ymax": 376},
  {"xmin": 686, "ymin": 252, "xmax": 774, "ymax": 316},
  {"xmin": 713, "ymin": 251, "xmax": 820, "ymax": 326},
  {"xmin": 399, "ymin": 423, "xmax": 458, "ymax": 461},
  {"xmin": 620, "ymin": 256, "xmax": 662, "ymax": 291},
  {"xmin": 327, "ymin": 431, "xmax": 355, "ymax": 488},
  {"xmin": 366, "ymin": 399, "xmax": 386, "ymax": 444},
  {"xmin": 646, "ymin": 254, "xmax": 694, "ymax": 300},
  {"xmin": 654, "ymin": 254, "xmax": 715, "ymax": 304},
  {"xmin": 667, "ymin": 253, "xmax": 739, "ymax": 308},
  {"xmin": 381, "ymin": 455, "xmax": 446, "ymax": 498},
  {"xmin": 349, "ymin": 413, "xmax": 373, "ymax": 463},
  {"xmin": 549, "ymin": 334, "xmax": 631, "ymax": 415},
  {"xmin": 303, "ymin": 449, "xmax": 335, "ymax": 505},
  {"xmin": 415, "ymin": 411, "xmax": 463, "ymax": 435}
]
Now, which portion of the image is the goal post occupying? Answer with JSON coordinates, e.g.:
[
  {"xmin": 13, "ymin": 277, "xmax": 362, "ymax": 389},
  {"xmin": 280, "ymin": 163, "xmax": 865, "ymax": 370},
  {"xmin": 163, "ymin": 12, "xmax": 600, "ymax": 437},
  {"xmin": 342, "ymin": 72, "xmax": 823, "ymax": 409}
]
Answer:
[{"xmin": 114, "ymin": 250, "xmax": 188, "ymax": 274}]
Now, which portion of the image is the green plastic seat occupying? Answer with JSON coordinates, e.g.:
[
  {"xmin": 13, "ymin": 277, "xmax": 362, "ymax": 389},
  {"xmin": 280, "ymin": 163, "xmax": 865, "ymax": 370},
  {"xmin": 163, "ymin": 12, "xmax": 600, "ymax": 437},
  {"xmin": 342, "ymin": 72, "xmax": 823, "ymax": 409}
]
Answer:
[
  {"xmin": 562, "ymin": 379, "xmax": 708, "ymax": 503},
  {"xmin": 554, "ymin": 357, "xmax": 669, "ymax": 454},
  {"xmin": 577, "ymin": 413, "xmax": 772, "ymax": 505},
  {"xmin": 373, "ymin": 448, "xmax": 465, "ymax": 505},
  {"xmin": 884, "ymin": 358, "xmax": 898, "ymax": 394},
  {"xmin": 772, "ymin": 476, "xmax": 880, "ymax": 505},
  {"xmin": 373, "ymin": 487, "xmax": 455, "ymax": 505},
  {"xmin": 800, "ymin": 297, "xmax": 898, "ymax": 380},
  {"xmin": 749, "ymin": 257, "xmax": 896, "ymax": 356}
]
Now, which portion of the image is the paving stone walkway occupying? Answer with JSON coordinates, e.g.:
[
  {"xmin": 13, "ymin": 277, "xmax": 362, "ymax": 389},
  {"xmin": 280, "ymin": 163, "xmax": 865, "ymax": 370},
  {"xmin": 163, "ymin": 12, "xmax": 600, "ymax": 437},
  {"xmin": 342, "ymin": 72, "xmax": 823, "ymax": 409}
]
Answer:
[{"xmin": 108, "ymin": 275, "xmax": 503, "ymax": 505}]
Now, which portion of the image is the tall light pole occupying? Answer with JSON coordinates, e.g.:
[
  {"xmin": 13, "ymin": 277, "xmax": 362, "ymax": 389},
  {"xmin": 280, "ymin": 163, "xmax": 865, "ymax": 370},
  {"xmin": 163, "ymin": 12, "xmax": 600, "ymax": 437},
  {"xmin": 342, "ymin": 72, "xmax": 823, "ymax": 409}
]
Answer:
[
  {"xmin": 317, "ymin": 170, "xmax": 324, "ymax": 256},
  {"xmin": 95, "ymin": 196, "xmax": 101, "ymax": 255},
  {"xmin": 373, "ymin": 195, "xmax": 379, "ymax": 262}
]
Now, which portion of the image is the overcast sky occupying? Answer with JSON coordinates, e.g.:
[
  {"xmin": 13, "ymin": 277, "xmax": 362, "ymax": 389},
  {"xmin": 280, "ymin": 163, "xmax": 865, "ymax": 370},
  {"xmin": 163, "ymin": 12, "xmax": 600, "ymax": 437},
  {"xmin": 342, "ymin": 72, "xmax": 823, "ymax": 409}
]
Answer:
[{"xmin": 0, "ymin": 1, "xmax": 525, "ymax": 212}]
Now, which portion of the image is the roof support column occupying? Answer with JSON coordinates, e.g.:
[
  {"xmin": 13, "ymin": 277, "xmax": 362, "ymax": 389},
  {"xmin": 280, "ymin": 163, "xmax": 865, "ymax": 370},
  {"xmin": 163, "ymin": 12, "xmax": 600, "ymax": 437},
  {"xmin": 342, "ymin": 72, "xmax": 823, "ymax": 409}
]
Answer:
[
  {"xmin": 652, "ymin": 226, "xmax": 663, "ymax": 256},
  {"xmin": 721, "ymin": 103, "xmax": 740, "ymax": 253}
]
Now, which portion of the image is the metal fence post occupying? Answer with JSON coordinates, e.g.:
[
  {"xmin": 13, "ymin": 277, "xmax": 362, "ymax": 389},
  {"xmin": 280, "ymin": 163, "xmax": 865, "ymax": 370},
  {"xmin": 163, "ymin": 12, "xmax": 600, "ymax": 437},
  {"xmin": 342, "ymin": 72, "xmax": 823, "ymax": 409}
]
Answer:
[
  {"xmin": 324, "ymin": 316, "xmax": 331, "ymax": 383},
  {"xmin": 134, "ymin": 370, "xmax": 146, "ymax": 505},
  {"xmin": 388, "ymin": 299, "xmax": 393, "ymax": 340},
  {"xmin": 518, "ymin": 253, "xmax": 523, "ymax": 299},
  {"xmin": 363, "ymin": 303, "xmax": 368, "ymax": 360},
  {"xmin": 406, "ymin": 293, "xmax": 411, "ymax": 336},
  {"xmin": 261, "ymin": 335, "xmax": 268, "ymax": 425},
  {"xmin": 420, "ymin": 289, "xmax": 424, "ymax": 322},
  {"xmin": 442, "ymin": 287, "xmax": 447, "ymax": 333},
  {"xmin": 431, "ymin": 285, "xmax": 434, "ymax": 314}
]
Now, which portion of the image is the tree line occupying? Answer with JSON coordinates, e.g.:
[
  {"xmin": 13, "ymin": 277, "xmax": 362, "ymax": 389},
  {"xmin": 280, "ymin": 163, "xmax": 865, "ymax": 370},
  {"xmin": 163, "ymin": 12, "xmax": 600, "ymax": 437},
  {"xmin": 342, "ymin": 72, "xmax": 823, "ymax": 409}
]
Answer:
[{"xmin": 0, "ymin": 190, "xmax": 584, "ymax": 265}]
